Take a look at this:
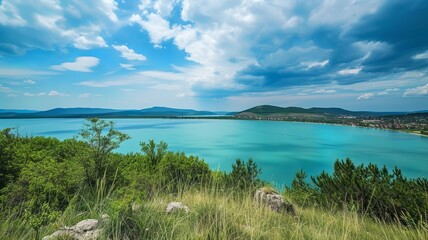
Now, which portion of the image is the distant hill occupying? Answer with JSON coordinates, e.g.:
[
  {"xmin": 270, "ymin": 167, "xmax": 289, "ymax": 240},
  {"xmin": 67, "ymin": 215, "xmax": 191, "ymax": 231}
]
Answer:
[
  {"xmin": 99, "ymin": 107, "xmax": 217, "ymax": 117},
  {"xmin": 236, "ymin": 105, "xmax": 327, "ymax": 119},
  {"xmin": 22, "ymin": 108, "xmax": 122, "ymax": 117},
  {"xmin": 397, "ymin": 112, "xmax": 428, "ymax": 118},
  {"xmin": 0, "ymin": 107, "xmax": 221, "ymax": 118},
  {"xmin": 236, "ymin": 105, "xmax": 409, "ymax": 118},
  {"xmin": 0, "ymin": 109, "xmax": 38, "ymax": 118},
  {"xmin": 0, "ymin": 109, "xmax": 37, "ymax": 114},
  {"xmin": 1, "ymin": 105, "xmax": 423, "ymax": 119}
]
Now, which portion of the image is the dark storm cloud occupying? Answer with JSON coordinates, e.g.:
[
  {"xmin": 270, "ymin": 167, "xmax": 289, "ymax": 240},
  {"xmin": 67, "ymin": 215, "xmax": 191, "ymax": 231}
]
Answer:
[
  {"xmin": 236, "ymin": 0, "xmax": 428, "ymax": 91},
  {"xmin": 349, "ymin": 0, "xmax": 428, "ymax": 72}
]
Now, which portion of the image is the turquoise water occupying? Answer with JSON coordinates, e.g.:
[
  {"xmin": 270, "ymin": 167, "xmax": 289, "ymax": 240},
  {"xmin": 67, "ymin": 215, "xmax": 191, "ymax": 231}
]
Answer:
[{"xmin": 1, "ymin": 118, "xmax": 427, "ymax": 186}]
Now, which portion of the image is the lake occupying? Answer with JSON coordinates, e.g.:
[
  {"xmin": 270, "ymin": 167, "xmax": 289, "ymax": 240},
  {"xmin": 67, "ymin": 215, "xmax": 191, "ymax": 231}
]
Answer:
[{"xmin": 0, "ymin": 118, "xmax": 427, "ymax": 186}]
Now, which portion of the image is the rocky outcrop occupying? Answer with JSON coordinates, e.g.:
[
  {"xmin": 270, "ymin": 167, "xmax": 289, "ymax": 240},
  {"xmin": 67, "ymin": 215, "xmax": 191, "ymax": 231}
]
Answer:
[
  {"xmin": 254, "ymin": 188, "xmax": 296, "ymax": 215},
  {"xmin": 166, "ymin": 202, "xmax": 190, "ymax": 213},
  {"xmin": 42, "ymin": 214, "xmax": 110, "ymax": 240}
]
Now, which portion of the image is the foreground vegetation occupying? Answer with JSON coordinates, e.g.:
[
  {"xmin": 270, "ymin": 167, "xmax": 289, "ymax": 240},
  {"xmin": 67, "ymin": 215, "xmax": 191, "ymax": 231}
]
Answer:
[{"xmin": 0, "ymin": 118, "xmax": 427, "ymax": 239}]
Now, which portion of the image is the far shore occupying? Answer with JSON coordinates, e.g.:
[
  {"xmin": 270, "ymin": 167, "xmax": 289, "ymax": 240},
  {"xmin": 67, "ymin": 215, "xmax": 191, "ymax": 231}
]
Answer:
[{"xmin": 1, "ymin": 115, "xmax": 427, "ymax": 138}]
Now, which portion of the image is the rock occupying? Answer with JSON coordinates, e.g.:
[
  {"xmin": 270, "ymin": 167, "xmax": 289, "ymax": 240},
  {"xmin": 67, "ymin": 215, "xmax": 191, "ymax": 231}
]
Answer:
[
  {"xmin": 254, "ymin": 188, "xmax": 296, "ymax": 215},
  {"xmin": 42, "ymin": 214, "xmax": 110, "ymax": 240},
  {"xmin": 72, "ymin": 219, "xmax": 99, "ymax": 233},
  {"xmin": 166, "ymin": 202, "xmax": 190, "ymax": 213}
]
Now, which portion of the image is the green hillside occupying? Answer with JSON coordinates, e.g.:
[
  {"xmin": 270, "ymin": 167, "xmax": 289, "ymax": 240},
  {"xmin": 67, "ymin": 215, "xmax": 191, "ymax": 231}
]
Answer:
[
  {"xmin": 236, "ymin": 105, "xmax": 408, "ymax": 118},
  {"xmin": 0, "ymin": 119, "xmax": 426, "ymax": 239},
  {"xmin": 236, "ymin": 105, "xmax": 328, "ymax": 118}
]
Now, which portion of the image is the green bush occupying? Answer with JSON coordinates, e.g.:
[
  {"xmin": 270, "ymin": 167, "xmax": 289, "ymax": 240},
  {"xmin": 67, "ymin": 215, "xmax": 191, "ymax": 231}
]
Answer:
[
  {"xmin": 287, "ymin": 170, "xmax": 317, "ymax": 206},
  {"xmin": 139, "ymin": 140, "xmax": 211, "ymax": 192},
  {"xmin": 157, "ymin": 152, "xmax": 210, "ymax": 189},
  {"xmin": 307, "ymin": 158, "xmax": 428, "ymax": 226},
  {"xmin": 140, "ymin": 140, "xmax": 168, "ymax": 166},
  {"xmin": 227, "ymin": 158, "xmax": 262, "ymax": 190}
]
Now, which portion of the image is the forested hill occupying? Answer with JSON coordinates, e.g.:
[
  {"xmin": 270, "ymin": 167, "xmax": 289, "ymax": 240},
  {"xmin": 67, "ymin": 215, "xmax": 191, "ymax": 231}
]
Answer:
[
  {"xmin": 0, "ymin": 107, "xmax": 219, "ymax": 118},
  {"xmin": 236, "ymin": 105, "xmax": 407, "ymax": 118}
]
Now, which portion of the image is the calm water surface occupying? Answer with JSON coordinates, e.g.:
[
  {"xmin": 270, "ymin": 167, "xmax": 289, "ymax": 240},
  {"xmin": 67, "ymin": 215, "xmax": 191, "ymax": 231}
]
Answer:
[{"xmin": 1, "ymin": 118, "xmax": 427, "ymax": 186}]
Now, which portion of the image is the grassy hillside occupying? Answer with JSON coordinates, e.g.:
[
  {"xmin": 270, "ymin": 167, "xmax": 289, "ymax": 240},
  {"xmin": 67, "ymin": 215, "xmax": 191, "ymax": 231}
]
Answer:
[
  {"xmin": 0, "ymin": 118, "xmax": 426, "ymax": 239},
  {"xmin": 1, "ymin": 184, "xmax": 426, "ymax": 240}
]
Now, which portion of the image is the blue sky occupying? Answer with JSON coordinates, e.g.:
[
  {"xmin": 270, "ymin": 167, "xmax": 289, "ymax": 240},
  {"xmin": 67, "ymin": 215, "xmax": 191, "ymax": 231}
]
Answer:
[{"xmin": 0, "ymin": 0, "xmax": 427, "ymax": 111}]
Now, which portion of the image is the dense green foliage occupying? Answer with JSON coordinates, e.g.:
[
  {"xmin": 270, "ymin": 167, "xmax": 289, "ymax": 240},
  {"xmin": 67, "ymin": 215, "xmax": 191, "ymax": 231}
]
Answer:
[
  {"xmin": 0, "ymin": 119, "xmax": 238, "ymax": 239},
  {"xmin": 78, "ymin": 118, "xmax": 130, "ymax": 187},
  {"xmin": 289, "ymin": 158, "xmax": 428, "ymax": 226},
  {"xmin": 228, "ymin": 158, "xmax": 262, "ymax": 190},
  {"xmin": 0, "ymin": 119, "xmax": 426, "ymax": 239}
]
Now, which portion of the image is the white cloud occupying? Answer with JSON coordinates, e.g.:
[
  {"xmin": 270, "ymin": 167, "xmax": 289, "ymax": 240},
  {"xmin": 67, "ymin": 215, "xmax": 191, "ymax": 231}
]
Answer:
[
  {"xmin": 139, "ymin": 0, "xmax": 177, "ymax": 17},
  {"xmin": 377, "ymin": 88, "xmax": 399, "ymax": 96},
  {"xmin": 0, "ymin": 68, "xmax": 55, "ymax": 78},
  {"xmin": 0, "ymin": 84, "xmax": 12, "ymax": 92},
  {"xmin": 313, "ymin": 89, "xmax": 336, "ymax": 94},
  {"xmin": 73, "ymin": 35, "xmax": 108, "ymax": 50},
  {"xmin": 79, "ymin": 70, "xmax": 187, "ymax": 87},
  {"xmin": 0, "ymin": 1, "xmax": 26, "ymax": 26},
  {"xmin": 177, "ymin": 92, "xmax": 196, "ymax": 98},
  {"xmin": 338, "ymin": 67, "xmax": 363, "ymax": 75},
  {"xmin": 263, "ymin": 46, "xmax": 331, "ymax": 70},
  {"xmin": 24, "ymin": 92, "xmax": 46, "ymax": 97},
  {"xmin": 403, "ymin": 84, "xmax": 428, "ymax": 97},
  {"xmin": 7, "ymin": 93, "xmax": 18, "ymax": 97},
  {"xmin": 357, "ymin": 93, "xmax": 374, "ymax": 100},
  {"xmin": 130, "ymin": 13, "xmax": 179, "ymax": 46},
  {"xmin": 301, "ymin": 60, "xmax": 329, "ymax": 69},
  {"xmin": 385, "ymin": 88, "xmax": 399, "ymax": 92},
  {"xmin": 48, "ymin": 90, "xmax": 68, "ymax": 96},
  {"xmin": 23, "ymin": 79, "xmax": 36, "ymax": 84},
  {"xmin": 309, "ymin": 0, "xmax": 382, "ymax": 28},
  {"xmin": 51, "ymin": 57, "xmax": 100, "ymax": 72},
  {"xmin": 79, "ymin": 93, "xmax": 91, "ymax": 98},
  {"xmin": 130, "ymin": 1, "xmax": 358, "ymax": 94},
  {"xmin": 120, "ymin": 63, "xmax": 136, "ymax": 70},
  {"xmin": 79, "ymin": 93, "xmax": 102, "ymax": 98},
  {"xmin": 0, "ymin": 1, "xmax": 118, "ymax": 53},
  {"xmin": 97, "ymin": 0, "xmax": 119, "ymax": 22},
  {"xmin": 412, "ymin": 50, "xmax": 428, "ymax": 60},
  {"xmin": 112, "ymin": 45, "xmax": 147, "ymax": 61}
]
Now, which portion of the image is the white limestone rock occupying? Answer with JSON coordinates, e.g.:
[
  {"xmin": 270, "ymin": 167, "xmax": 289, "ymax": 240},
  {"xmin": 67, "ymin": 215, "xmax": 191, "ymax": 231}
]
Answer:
[{"xmin": 166, "ymin": 202, "xmax": 190, "ymax": 213}]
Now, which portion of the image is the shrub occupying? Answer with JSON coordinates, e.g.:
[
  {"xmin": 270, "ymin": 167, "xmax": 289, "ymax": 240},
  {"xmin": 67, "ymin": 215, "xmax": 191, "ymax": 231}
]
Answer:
[
  {"xmin": 157, "ymin": 152, "xmax": 210, "ymax": 190},
  {"xmin": 287, "ymin": 170, "xmax": 317, "ymax": 206},
  {"xmin": 310, "ymin": 158, "xmax": 428, "ymax": 226},
  {"xmin": 228, "ymin": 159, "xmax": 262, "ymax": 190},
  {"xmin": 140, "ymin": 140, "xmax": 168, "ymax": 166}
]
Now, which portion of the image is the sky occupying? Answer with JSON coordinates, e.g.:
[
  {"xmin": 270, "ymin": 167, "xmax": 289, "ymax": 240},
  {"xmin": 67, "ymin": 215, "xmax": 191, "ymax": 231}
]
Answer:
[{"xmin": 0, "ymin": 0, "xmax": 428, "ymax": 112}]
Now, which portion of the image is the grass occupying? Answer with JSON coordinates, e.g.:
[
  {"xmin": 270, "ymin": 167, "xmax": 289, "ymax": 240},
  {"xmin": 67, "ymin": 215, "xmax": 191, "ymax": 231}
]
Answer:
[{"xmin": 1, "ymin": 183, "xmax": 427, "ymax": 240}]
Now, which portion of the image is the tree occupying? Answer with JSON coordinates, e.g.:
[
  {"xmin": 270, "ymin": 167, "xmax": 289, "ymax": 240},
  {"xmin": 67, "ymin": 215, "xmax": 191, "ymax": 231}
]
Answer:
[
  {"xmin": 140, "ymin": 140, "xmax": 168, "ymax": 166},
  {"xmin": 78, "ymin": 118, "xmax": 130, "ymax": 185},
  {"xmin": 0, "ymin": 128, "xmax": 19, "ymax": 189},
  {"xmin": 229, "ymin": 159, "xmax": 261, "ymax": 190}
]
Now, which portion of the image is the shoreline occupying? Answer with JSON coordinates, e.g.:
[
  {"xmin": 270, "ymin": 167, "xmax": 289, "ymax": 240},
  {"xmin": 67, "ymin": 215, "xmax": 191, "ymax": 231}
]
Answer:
[
  {"xmin": 0, "ymin": 116, "xmax": 427, "ymax": 138},
  {"xmin": 233, "ymin": 117, "xmax": 428, "ymax": 138}
]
